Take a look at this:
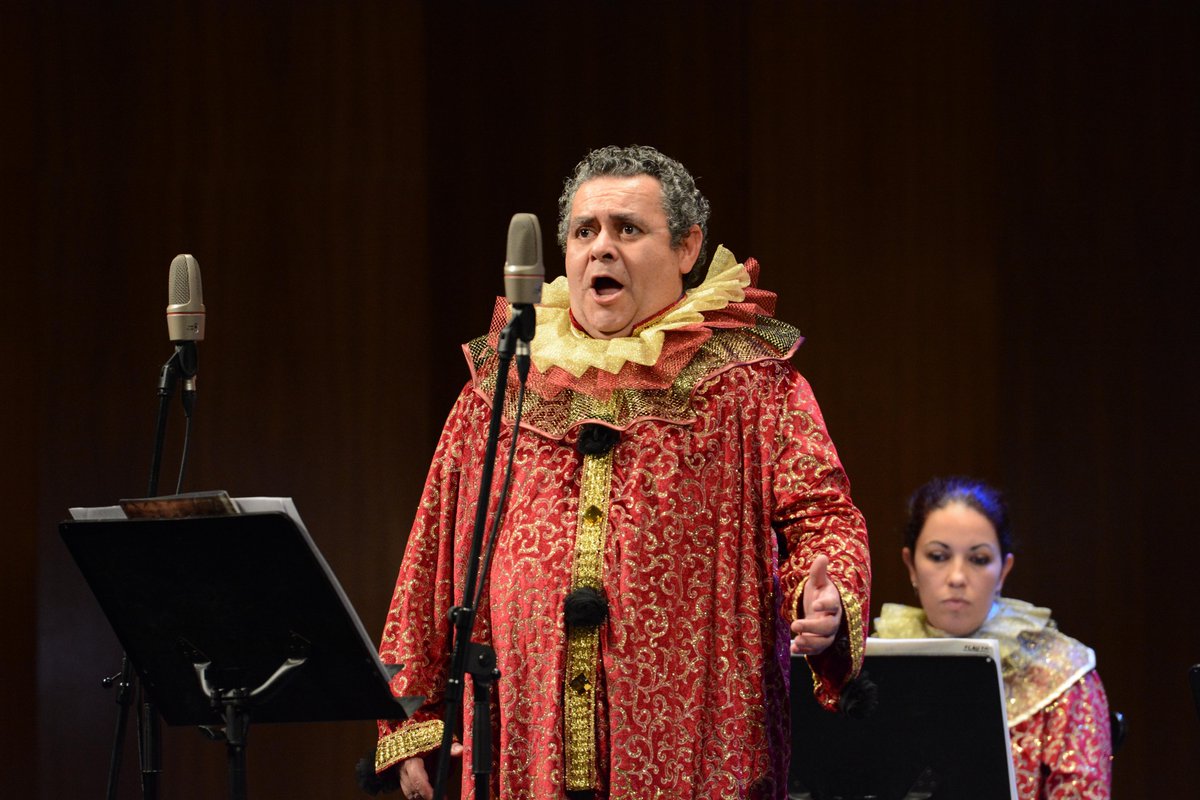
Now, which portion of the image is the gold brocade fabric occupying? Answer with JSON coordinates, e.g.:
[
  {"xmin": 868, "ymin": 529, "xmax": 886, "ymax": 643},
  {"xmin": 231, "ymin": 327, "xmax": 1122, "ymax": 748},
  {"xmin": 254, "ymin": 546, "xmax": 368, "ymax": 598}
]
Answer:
[
  {"xmin": 469, "ymin": 321, "xmax": 802, "ymax": 439},
  {"xmin": 564, "ymin": 449, "xmax": 613, "ymax": 790},
  {"xmin": 375, "ymin": 719, "xmax": 445, "ymax": 770},
  {"xmin": 1009, "ymin": 672, "xmax": 1111, "ymax": 799},
  {"xmin": 874, "ymin": 598, "xmax": 1096, "ymax": 726},
  {"xmin": 375, "ymin": 252, "xmax": 871, "ymax": 798}
]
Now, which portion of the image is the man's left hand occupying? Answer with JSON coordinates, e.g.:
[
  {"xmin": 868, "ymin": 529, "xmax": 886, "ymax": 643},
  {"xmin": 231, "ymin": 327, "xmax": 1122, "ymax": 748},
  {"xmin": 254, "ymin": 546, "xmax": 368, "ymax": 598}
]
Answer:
[{"xmin": 790, "ymin": 554, "xmax": 844, "ymax": 656}]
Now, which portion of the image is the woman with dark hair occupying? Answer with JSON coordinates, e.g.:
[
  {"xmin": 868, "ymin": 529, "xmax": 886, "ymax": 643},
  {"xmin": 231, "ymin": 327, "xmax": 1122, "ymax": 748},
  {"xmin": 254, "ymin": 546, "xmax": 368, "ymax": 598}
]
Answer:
[{"xmin": 874, "ymin": 477, "xmax": 1112, "ymax": 799}]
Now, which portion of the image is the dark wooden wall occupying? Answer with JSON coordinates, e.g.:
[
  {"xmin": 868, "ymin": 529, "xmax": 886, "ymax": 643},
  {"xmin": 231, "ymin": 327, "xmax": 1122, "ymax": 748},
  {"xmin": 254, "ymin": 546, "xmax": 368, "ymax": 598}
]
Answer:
[{"xmin": 5, "ymin": 2, "xmax": 1196, "ymax": 797}]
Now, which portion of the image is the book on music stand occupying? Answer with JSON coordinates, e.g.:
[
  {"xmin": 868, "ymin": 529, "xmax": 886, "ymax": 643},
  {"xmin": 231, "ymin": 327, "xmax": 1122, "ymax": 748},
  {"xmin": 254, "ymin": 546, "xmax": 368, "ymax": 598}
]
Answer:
[{"xmin": 789, "ymin": 637, "xmax": 1018, "ymax": 800}]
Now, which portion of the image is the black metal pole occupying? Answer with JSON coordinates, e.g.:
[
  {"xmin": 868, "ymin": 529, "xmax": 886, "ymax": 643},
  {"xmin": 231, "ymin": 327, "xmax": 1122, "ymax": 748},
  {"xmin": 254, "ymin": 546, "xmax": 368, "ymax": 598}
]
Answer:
[
  {"xmin": 432, "ymin": 305, "xmax": 533, "ymax": 800},
  {"xmin": 102, "ymin": 347, "xmax": 184, "ymax": 800},
  {"xmin": 224, "ymin": 691, "xmax": 250, "ymax": 800},
  {"xmin": 136, "ymin": 351, "xmax": 186, "ymax": 800},
  {"xmin": 102, "ymin": 658, "xmax": 136, "ymax": 800}
]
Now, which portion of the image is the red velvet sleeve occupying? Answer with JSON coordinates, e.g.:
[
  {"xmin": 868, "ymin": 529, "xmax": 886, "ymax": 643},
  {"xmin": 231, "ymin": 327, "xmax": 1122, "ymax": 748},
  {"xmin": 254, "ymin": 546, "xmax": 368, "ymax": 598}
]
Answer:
[
  {"xmin": 1011, "ymin": 670, "xmax": 1113, "ymax": 799},
  {"xmin": 768, "ymin": 367, "xmax": 871, "ymax": 710},
  {"xmin": 374, "ymin": 386, "xmax": 487, "ymax": 772}
]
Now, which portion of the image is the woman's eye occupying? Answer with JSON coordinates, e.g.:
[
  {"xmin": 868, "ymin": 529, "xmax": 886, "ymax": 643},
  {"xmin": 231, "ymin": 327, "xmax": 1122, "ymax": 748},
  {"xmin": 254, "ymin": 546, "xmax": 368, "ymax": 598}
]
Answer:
[
  {"xmin": 926, "ymin": 551, "xmax": 948, "ymax": 562},
  {"xmin": 971, "ymin": 555, "xmax": 993, "ymax": 566}
]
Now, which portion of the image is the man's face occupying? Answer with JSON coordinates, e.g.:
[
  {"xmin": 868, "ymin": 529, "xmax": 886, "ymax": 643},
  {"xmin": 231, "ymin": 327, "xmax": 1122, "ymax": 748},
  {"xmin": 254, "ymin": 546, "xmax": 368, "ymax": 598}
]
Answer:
[{"xmin": 564, "ymin": 175, "xmax": 700, "ymax": 340}]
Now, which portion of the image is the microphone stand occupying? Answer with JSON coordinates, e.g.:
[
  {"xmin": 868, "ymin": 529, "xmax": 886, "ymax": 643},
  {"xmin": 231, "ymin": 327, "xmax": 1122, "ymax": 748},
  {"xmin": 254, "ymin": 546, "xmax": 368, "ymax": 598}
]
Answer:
[
  {"xmin": 103, "ymin": 340, "xmax": 198, "ymax": 800},
  {"xmin": 432, "ymin": 304, "xmax": 535, "ymax": 800}
]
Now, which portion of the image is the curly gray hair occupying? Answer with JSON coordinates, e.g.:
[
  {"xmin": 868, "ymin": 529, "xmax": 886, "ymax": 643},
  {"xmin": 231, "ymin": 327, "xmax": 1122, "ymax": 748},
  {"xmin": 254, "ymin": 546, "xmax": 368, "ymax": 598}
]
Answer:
[{"xmin": 556, "ymin": 145, "xmax": 712, "ymax": 289}]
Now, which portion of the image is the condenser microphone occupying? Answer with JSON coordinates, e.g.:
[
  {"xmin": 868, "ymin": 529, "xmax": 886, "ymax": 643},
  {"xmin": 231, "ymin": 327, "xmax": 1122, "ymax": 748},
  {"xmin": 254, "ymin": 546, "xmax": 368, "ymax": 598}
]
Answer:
[
  {"xmin": 166, "ymin": 254, "xmax": 205, "ymax": 343},
  {"xmin": 504, "ymin": 213, "xmax": 544, "ymax": 307}
]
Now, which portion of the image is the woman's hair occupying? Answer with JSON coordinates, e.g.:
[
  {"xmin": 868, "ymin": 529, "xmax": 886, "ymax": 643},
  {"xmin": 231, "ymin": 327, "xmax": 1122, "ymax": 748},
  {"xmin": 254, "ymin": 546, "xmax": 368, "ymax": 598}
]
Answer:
[
  {"xmin": 903, "ymin": 476, "xmax": 1014, "ymax": 556},
  {"xmin": 556, "ymin": 144, "xmax": 712, "ymax": 289}
]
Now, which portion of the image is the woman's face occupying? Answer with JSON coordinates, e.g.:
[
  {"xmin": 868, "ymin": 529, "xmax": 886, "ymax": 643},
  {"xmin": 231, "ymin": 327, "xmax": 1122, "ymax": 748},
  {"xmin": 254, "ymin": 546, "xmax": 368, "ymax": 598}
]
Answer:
[{"xmin": 902, "ymin": 502, "xmax": 1014, "ymax": 636}]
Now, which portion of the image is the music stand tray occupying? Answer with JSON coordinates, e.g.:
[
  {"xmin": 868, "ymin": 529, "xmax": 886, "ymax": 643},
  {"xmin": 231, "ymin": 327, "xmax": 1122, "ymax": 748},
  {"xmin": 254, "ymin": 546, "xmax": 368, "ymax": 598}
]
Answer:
[
  {"xmin": 60, "ymin": 501, "xmax": 420, "ymax": 728},
  {"xmin": 790, "ymin": 637, "xmax": 1018, "ymax": 800}
]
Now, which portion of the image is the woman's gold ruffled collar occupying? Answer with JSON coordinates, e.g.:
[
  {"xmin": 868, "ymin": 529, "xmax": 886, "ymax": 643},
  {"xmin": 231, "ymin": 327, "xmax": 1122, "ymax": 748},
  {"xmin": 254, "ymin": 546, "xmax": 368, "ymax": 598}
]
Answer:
[
  {"xmin": 875, "ymin": 597, "xmax": 1054, "ymax": 663},
  {"xmin": 529, "ymin": 245, "xmax": 749, "ymax": 378},
  {"xmin": 874, "ymin": 598, "xmax": 1096, "ymax": 727}
]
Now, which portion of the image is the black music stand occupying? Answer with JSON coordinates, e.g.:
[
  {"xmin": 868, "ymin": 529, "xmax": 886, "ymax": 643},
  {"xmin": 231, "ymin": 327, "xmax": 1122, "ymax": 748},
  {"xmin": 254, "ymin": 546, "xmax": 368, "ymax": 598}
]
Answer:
[
  {"xmin": 789, "ymin": 637, "xmax": 1017, "ymax": 800},
  {"xmin": 60, "ymin": 507, "xmax": 422, "ymax": 800}
]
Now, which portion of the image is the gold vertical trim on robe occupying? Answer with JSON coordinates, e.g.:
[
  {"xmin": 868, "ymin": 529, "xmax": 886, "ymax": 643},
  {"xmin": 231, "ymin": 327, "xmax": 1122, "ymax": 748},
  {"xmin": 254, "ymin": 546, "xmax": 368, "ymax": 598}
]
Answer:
[{"xmin": 564, "ymin": 449, "xmax": 613, "ymax": 791}]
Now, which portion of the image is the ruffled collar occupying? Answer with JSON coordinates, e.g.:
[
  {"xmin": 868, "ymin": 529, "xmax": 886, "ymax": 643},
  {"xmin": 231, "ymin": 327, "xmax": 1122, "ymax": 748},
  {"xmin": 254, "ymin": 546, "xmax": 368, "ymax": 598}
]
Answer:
[
  {"xmin": 463, "ymin": 246, "xmax": 802, "ymax": 439},
  {"xmin": 530, "ymin": 245, "xmax": 751, "ymax": 378},
  {"xmin": 874, "ymin": 598, "xmax": 1096, "ymax": 727}
]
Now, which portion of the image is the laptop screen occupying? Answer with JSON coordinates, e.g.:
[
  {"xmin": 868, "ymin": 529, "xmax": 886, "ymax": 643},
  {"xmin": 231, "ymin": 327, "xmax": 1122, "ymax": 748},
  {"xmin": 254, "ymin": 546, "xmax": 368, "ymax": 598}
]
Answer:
[{"xmin": 789, "ymin": 637, "xmax": 1017, "ymax": 800}]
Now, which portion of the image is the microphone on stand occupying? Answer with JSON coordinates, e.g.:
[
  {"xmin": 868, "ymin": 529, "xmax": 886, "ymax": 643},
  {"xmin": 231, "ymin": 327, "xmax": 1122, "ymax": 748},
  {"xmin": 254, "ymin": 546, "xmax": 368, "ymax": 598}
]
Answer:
[
  {"xmin": 165, "ymin": 254, "xmax": 206, "ymax": 496},
  {"xmin": 504, "ymin": 213, "xmax": 544, "ymax": 307},
  {"xmin": 166, "ymin": 254, "xmax": 204, "ymax": 389},
  {"xmin": 105, "ymin": 253, "xmax": 209, "ymax": 800},
  {"xmin": 503, "ymin": 214, "xmax": 543, "ymax": 346},
  {"xmin": 151, "ymin": 253, "xmax": 207, "ymax": 492},
  {"xmin": 167, "ymin": 253, "xmax": 206, "ymax": 342},
  {"xmin": 432, "ymin": 217, "xmax": 543, "ymax": 800}
]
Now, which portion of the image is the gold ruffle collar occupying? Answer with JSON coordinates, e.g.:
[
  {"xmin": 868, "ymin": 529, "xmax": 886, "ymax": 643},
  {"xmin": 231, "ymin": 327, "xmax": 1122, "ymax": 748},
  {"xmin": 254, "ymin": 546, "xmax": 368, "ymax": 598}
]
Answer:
[
  {"xmin": 464, "ymin": 246, "xmax": 803, "ymax": 439},
  {"xmin": 874, "ymin": 598, "xmax": 1096, "ymax": 727},
  {"xmin": 530, "ymin": 245, "xmax": 750, "ymax": 378}
]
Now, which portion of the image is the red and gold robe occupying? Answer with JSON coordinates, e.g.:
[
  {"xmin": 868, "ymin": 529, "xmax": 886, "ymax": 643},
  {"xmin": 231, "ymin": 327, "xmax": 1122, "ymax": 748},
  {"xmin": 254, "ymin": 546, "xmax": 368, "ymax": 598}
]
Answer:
[
  {"xmin": 376, "ymin": 248, "xmax": 871, "ymax": 799},
  {"xmin": 875, "ymin": 599, "xmax": 1112, "ymax": 799}
]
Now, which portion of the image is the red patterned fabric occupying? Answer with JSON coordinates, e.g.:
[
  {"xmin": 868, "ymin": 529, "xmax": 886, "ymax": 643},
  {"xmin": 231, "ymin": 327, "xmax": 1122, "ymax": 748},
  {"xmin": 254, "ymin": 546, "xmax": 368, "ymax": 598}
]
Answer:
[
  {"xmin": 1010, "ymin": 670, "xmax": 1112, "ymax": 799},
  {"xmin": 376, "ymin": 283, "xmax": 869, "ymax": 799}
]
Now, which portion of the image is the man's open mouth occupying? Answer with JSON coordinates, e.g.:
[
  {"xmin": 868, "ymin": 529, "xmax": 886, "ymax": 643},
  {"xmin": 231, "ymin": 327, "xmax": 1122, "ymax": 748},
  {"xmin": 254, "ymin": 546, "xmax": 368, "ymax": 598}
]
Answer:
[{"xmin": 592, "ymin": 276, "xmax": 624, "ymax": 297}]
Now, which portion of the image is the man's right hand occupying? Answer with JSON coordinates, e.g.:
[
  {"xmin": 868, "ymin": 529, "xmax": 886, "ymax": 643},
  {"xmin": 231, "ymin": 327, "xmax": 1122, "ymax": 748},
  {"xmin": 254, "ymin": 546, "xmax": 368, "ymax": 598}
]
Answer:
[{"xmin": 398, "ymin": 744, "xmax": 463, "ymax": 800}]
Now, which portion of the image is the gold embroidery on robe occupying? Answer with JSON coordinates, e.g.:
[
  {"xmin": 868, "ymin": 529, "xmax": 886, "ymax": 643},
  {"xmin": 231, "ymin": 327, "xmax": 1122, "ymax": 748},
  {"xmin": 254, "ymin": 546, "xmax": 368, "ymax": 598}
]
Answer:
[
  {"xmin": 375, "ymin": 720, "xmax": 445, "ymax": 771},
  {"xmin": 565, "ymin": 448, "xmax": 613, "ymax": 790}
]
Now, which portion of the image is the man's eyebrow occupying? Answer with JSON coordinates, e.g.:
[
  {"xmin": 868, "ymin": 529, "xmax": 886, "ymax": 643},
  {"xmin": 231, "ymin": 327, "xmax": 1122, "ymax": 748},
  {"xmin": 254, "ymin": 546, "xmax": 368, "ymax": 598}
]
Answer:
[
  {"xmin": 569, "ymin": 210, "xmax": 651, "ymax": 230},
  {"xmin": 612, "ymin": 212, "xmax": 648, "ymax": 227}
]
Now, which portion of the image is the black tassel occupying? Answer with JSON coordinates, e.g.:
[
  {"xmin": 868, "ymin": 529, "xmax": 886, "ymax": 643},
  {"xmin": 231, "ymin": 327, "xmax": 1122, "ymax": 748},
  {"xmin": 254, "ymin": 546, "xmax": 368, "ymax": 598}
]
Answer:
[
  {"xmin": 838, "ymin": 671, "xmax": 879, "ymax": 720},
  {"xmin": 355, "ymin": 750, "xmax": 400, "ymax": 795},
  {"xmin": 564, "ymin": 586, "xmax": 609, "ymax": 627},
  {"xmin": 577, "ymin": 424, "xmax": 620, "ymax": 455}
]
